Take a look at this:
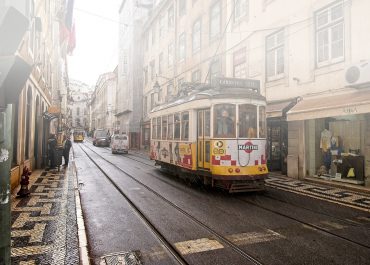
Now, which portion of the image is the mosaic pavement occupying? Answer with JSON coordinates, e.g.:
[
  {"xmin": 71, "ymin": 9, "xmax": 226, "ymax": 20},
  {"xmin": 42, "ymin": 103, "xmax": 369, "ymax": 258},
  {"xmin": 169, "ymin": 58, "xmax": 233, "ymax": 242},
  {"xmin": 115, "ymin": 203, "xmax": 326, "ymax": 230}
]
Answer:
[
  {"xmin": 266, "ymin": 174, "xmax": 370, "ymax": 212},
  {"xmin": 10, "ymin": 167, "xmax": 79, "ymax": 265}
]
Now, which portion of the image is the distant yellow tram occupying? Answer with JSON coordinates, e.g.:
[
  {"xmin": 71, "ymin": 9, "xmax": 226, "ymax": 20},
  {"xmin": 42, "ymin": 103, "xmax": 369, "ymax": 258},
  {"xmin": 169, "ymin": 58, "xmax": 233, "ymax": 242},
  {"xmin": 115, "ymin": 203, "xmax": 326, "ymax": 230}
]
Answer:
[
  {"xmin": 73, "ymin": 129, "xmax": 85, "ymax": 142},
  {"xmin": 150, "ymin": 78, "xmax": 268, "ymax": 193}
]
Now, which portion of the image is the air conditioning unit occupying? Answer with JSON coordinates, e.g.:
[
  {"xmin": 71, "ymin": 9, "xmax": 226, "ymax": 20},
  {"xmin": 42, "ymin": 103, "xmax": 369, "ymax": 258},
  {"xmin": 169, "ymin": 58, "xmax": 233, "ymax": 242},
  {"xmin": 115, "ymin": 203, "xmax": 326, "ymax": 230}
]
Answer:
[{"xmin": 344, "ymin": 60, "xmax": 370, "ymax": 88}]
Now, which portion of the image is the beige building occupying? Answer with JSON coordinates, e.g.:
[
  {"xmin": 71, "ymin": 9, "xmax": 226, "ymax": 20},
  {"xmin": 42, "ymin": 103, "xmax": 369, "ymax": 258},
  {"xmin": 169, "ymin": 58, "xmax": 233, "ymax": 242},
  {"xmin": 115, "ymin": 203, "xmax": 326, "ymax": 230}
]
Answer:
[
  {"xmin": 1, "ymin": 0, "xmax": 71, "ymax": 189},
  {"xmin": 141, "ymin": 0, "xmax": 228, "ymax": 148},
  {"xmin": 90, "ymin": 70, "xmax": 117, "ymax": 134},
  {"xmin": 224, "ymin": 0, "xmax": 370, "ymax": 187},
  {"xmin": 68, "ymin": 80, "xmax": 92, "ymax": 130}
]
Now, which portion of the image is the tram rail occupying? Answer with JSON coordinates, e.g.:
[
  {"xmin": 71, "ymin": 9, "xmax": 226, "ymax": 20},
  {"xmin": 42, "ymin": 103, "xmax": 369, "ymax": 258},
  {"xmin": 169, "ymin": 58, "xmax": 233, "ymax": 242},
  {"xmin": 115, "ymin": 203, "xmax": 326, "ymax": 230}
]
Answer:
[{"xmin": 79, "ymin": 142, "xmax": 265, "ymax": 265}]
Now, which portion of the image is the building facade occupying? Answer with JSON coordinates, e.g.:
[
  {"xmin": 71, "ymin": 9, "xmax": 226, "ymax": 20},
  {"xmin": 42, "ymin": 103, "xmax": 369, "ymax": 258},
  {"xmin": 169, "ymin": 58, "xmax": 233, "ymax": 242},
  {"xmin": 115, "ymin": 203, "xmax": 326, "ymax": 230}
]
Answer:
[
  {"xmin": 90, "ymin": 71, "xmax": 117, "ymax": 134},
  {"xmin": 68, "ymin": 80, "xmax": 92, "ymax": 131}
]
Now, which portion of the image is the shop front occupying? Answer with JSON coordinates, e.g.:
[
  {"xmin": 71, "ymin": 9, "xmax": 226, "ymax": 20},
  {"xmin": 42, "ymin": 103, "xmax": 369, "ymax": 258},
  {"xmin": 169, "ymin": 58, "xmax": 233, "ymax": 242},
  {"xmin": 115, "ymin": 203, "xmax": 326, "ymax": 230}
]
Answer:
[
  {"xmin": 266, "ymin": 99, "xmax": 297, "ymax": 174},
  {"xmin": 287, "ymin": 89, "xmax": 370, "ymax": 187}
]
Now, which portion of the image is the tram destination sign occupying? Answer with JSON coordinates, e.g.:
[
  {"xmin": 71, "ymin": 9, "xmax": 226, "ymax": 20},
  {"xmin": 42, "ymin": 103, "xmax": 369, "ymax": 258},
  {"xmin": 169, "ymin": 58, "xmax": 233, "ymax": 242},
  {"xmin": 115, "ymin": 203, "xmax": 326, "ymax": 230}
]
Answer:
[{"xmin": 213, "ymin": 77, "xmax": 260, "ymax": 91}]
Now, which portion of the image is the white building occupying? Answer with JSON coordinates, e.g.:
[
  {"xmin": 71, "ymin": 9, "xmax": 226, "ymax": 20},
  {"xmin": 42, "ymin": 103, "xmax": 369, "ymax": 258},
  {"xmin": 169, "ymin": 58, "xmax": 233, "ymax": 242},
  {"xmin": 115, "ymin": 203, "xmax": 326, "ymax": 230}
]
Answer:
[{"xmin": 68, "ymin": 80, "xmax": 92, "ymax": 130}]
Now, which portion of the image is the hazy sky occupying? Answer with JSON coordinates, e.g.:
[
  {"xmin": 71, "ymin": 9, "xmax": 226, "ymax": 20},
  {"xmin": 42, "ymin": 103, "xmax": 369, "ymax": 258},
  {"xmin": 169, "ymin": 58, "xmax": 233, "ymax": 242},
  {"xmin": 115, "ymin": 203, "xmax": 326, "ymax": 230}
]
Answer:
[{"xmin": 68, "ymin": 0, "xmax": 121, "ymax": 86}]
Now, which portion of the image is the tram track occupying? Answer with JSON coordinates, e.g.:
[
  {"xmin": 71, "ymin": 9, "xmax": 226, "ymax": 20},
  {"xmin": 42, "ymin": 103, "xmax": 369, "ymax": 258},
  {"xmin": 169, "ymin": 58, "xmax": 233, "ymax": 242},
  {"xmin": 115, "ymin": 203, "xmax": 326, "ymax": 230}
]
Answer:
[
  {"xmin": 85, "ymin": 142, "xmax": 370, "ymax": 250},
  {"xmin": 79, "ymin": 142, "xmax": 264, "ymax": 265}
]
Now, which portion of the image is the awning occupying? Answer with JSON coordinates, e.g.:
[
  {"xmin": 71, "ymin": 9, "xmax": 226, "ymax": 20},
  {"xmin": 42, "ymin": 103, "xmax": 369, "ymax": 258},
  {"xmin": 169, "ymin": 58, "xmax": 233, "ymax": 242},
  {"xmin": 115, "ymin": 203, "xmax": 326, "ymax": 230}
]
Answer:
[
  {"xmin": 287, "ymin": 89, "xmax": 370, "ymax": 121},
  {"xmin": 266, "ymin": 98, "xmax": 298, "ymax": 118}
]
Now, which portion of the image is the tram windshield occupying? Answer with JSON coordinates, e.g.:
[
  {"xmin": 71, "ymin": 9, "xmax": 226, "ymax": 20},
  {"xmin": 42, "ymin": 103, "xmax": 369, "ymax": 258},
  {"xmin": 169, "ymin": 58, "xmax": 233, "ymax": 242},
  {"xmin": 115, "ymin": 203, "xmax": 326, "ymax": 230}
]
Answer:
[
  {"xmin": 239, "ymin": 104, "xmax": 257, "ymax": 138},
  {"xmin": 214, "ymin": 104, "xmax": 236, "ymax": 138}
]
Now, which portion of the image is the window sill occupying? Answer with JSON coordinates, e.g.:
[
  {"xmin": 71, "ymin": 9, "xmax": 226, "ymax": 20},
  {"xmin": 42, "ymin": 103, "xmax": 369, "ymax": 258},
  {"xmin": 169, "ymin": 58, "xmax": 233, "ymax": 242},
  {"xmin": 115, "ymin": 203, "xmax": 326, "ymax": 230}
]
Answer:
[
  {"xmin": 265, "ymin": 74, "xmax": 285, "ymax": 87},
  {"xmin": 315, "ymin": 59, "xmax": 345, "ymax": 77}
]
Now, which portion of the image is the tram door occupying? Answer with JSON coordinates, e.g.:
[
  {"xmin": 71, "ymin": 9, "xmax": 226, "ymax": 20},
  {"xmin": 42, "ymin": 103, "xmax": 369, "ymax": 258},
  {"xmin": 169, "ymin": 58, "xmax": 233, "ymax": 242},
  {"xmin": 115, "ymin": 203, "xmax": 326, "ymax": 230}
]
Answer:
[{"xmin": 197, "ymin": 109, "xmax": 211, "ymax": 170}]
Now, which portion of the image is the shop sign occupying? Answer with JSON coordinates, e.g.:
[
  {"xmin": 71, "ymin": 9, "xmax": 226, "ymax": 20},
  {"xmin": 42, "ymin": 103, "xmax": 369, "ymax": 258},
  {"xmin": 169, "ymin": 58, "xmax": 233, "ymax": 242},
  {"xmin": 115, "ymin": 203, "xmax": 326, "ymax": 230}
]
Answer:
[
  {"xmin": 343, "ymin": 106, "xmax": 357, "ymax": 114},
  {"xmin": 213, "ymin": 77, "xmax": 260, "ymax": 90},
  {"xmin": 238, "ymin": 141, "xmax": 258, "ymax": 153}
]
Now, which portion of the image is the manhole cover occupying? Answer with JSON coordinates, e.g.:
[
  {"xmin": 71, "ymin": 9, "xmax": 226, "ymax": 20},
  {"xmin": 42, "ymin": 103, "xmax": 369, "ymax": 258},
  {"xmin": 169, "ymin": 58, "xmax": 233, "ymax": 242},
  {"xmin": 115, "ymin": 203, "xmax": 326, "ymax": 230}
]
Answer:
[{"xmin": 100, "ymin": 251, "xmax": 142, "ymax": 265}]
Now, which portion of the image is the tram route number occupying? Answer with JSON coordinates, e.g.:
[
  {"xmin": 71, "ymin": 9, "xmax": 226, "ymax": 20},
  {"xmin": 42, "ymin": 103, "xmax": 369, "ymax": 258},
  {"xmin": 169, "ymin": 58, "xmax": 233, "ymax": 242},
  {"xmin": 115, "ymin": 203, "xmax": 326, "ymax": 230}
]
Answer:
[{"xmin": 213, "ymin": 148, "xmax": 225, "ymax": 155}]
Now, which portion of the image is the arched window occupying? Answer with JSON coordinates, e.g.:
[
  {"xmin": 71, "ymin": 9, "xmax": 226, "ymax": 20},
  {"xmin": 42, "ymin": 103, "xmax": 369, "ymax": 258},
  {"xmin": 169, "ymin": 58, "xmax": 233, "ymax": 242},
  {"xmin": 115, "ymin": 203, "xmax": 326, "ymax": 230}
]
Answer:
[{"xmin": 77, "ymin": 107, "xmax": 80, "ymax": 116}]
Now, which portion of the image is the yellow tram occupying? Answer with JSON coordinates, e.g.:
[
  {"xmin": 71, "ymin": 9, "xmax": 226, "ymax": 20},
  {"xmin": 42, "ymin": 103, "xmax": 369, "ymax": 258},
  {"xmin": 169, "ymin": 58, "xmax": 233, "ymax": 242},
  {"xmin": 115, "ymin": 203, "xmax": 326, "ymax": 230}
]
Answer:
[
  {"xmin": 149, "ymin": 77, "xmax": 268, "ymax": 193},
  {"xmin": 73, "ymin": 129, "xmax": 85, "ymax": 142}
]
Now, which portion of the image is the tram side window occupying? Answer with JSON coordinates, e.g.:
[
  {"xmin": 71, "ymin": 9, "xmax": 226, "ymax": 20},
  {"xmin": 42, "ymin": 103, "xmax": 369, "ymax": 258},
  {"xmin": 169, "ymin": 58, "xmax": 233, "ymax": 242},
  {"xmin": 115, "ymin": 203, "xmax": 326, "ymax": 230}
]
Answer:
[
  {"xmin": 181, "ymin": 111, "xmax": 189, "ymax": 141},
  {"xmin": 156, "ymin": 117, "xmax": 161, "ymax": 140},
  {"xmin": 205, "ymin": 110, "xmax": 210, "ymax": 137},
  {"xmin": 259, "ymin": 106, "xmax": 266, "ymax": 138},
  {"xmin": 152, "ymin": 118, "xmax": 157, "ymax": 139},
  {"xmin": 162, "ymin": 116, "xmax": 168, "ymax": 140},
  {"xmin": 174, "ymin": 113, "xmax": 181, "ymax": 140},
  {"xmin": 168, "ymin": 114, "xmax": 174, "ymax": 140},
  {"xmin": 239, "ymin": 104, "xmax": 257, "ymax": 138},
  {"xmin": 214, "ymin": 104, "xmax": 236, "ymax": 138}
]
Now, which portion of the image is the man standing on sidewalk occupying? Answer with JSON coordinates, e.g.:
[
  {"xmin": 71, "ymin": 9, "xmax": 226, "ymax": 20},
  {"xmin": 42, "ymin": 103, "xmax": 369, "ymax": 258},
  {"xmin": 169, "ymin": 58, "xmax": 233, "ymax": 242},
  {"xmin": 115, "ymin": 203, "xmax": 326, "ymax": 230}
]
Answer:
[{"xmin": 63, "ymin": 135, "xmax": 72, "ymax": 167}]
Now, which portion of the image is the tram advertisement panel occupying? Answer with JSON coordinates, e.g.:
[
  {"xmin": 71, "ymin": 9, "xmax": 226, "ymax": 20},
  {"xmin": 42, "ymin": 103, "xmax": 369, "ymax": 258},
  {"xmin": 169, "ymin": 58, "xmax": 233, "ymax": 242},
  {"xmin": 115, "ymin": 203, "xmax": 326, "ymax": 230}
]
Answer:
[
  {"xmin": 210, "ymin": 139, "xmax": 267, "ymax": 175},
  {"xmin": 150, "ymin": 140, "xmax": 196, "ymax": 170}
]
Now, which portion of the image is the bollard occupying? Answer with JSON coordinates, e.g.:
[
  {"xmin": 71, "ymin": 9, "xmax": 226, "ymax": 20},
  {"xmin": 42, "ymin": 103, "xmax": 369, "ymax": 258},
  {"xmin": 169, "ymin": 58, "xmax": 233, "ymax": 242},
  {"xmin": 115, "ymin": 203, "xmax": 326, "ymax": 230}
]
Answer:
[{"xmin": 17, "ymin": 166, "xmax": 31, "ymax": 197}]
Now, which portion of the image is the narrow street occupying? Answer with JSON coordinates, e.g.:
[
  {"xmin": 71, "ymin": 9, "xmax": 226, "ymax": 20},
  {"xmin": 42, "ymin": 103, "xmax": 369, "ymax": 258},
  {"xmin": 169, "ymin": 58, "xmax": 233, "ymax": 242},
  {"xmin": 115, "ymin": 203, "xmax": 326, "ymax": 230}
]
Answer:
[{"xmin": 73, "ymin": 141, "xmax": 370, "ymax": 265}]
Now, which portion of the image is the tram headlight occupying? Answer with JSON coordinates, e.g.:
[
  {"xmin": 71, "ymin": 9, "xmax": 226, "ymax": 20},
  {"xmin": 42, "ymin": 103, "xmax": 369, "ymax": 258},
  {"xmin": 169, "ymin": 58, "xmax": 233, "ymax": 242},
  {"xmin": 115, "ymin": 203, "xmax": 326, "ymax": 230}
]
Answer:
[
  {"xmin": 228, "ymin": 168, "xmax": 233, "ymax": 173},
  {"xmin": 235, "ymin": 168, "xmax": 240, "ymax": 173}
]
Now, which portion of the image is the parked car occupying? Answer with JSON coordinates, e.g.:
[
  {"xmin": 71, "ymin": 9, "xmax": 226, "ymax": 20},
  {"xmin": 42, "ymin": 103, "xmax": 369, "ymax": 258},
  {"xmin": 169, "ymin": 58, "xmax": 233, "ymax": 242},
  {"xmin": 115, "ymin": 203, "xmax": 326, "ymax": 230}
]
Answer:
[
  {"xmin": 93, "ymin": 129, "xmax": 110, "ymax": 147},
  {"xmin": 111, "ymin": 134, "xmax": 129, "ymax": 154}
]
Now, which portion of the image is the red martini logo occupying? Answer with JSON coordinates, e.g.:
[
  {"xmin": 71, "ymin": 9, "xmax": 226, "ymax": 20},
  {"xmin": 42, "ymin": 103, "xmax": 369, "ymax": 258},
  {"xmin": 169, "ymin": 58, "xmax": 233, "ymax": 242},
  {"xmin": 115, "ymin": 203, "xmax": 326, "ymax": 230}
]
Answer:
[{"xmin": 238, "ymin": 141, "xmax": 258, "ymax": 153}]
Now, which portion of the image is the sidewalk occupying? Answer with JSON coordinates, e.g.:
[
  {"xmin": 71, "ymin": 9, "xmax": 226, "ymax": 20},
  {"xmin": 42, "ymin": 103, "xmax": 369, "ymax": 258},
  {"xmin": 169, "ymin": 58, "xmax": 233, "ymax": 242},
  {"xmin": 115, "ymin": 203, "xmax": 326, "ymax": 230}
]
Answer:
[
  {"xmin": 267, "ymin": 172, "xmax": 370, "ymax": 213},
  {"xmin": 10, "ymin": 158, "xmax": 88, "ymax": 264}
]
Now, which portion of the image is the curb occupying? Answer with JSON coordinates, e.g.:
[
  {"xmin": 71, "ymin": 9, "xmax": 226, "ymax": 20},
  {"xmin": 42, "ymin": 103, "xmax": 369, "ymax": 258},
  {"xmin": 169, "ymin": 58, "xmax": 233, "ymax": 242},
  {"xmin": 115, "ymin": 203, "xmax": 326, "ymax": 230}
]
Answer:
[
  {"xmin": 72, "ymin": 147, "xmax": 90, "ymax": 265},
  {"xmin": 304, "ymin": 176, "xmax": 370, "ymax": 195}
]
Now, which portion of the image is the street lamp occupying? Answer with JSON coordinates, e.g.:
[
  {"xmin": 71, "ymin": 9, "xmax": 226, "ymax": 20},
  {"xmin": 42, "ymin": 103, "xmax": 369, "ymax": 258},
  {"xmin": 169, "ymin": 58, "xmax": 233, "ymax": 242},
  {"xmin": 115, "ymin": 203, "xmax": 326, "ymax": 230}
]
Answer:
[{"xmin": 153, "ymin": 81, "xmax": 160, "ymax": 93}]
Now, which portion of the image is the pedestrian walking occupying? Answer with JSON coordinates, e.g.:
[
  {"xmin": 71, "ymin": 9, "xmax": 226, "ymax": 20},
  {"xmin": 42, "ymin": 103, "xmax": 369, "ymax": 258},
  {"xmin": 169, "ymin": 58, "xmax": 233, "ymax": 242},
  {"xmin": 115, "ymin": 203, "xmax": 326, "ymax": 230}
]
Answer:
[
  {"xmin": 63, "ymin": 135, "xmax": 72, "ymax": 166},
  {"xmin": 47, "ymin": 134, "xmax": 57, "ymax": 169}
]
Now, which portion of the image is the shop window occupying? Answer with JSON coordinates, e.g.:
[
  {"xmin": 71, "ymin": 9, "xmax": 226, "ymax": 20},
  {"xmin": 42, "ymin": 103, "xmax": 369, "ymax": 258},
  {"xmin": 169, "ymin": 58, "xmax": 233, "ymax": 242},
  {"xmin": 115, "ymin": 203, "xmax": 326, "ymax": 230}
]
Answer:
[
  {"xmin": 174, "ymin": 113, "xmax": 181, "ymax": 140},
  {"xmin": 214, "ymin": 104, "xmax": 236, "ymax": 138},
  {"xmin": 239, "ymin": 104, "xmax": 257, "ymax": 138},
  {"xmin": 152, "ymin": 118, "xmax": 156, "ymax": 139},
  {"xmin": 181, "ymin": 111, "xmax": 189, "ymax": 141},
  {"xmin": 259, "ymin": 106, "xmax": 266, "ymax": 138},
  {"xmin": 156, "ymin": 117, "xmax": 161, "ymax": 140},
  {"xmin": 168, "ymin": 114, "xmax": 174, "ymax": 140},
  {"xmin": 162, "ymin": 116, "xmax": 167, "ymax": 140}
]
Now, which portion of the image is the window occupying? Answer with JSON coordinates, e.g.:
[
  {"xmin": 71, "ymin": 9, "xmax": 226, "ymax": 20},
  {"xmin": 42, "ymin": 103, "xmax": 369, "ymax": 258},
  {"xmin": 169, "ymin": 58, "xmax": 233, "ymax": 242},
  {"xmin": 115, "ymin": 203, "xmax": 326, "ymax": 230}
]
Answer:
[
  {"xmin": 159, "ymin": 53, "xmax": 163, "ymax": 75},
  {"xmin": 179, "ymin": 32, "xmax": 186, "ymax": 61},
  {"xmin": 159, "ymin": 15, "xmax": 165, "ymax": 37},
  {"xmin": 315, "ymin": 2, "xmax": 344, "ymax": 66},
  {"xmin": 168, "ymin": 114, "xmax": 174, "ymax": 139},
  {"xmin": 178, "ymin": 78, "xmax": 185, "ymax": 92},
  {"xmin": 150, "ymin": 60, "xmax": 155, "ymax": 80},
  {"xmin": 181, "ymin": 112, "xmax": 189, "ymax": 140},
  {"xmin": 144, "ymin": 66, "xmax": 148, "ymax": 85},
  {"xmin": 210, "ymin": 1, "xmax": 221, "ymax": 39},
  {"xmin": 239, "ymin": 104, "xmax": 257, "ymax": 138},
  {"xmin": 233, "ymin": 47, "xmax": 247, "ymax": 78},
  {"xmin": 192, "ymin": 70, "xmax": 201, "ymax": 82},
  {"xmin": 151, "ymin": 24, "xmax": 156, "ymax": 44},
  {"xmin": 151, "ymin": 93, "xmax": 154, "ymax": 110},
  {"xmin": 266, "ymin": 29, "xmax": 284, "ymax": 79},
  {"xmin": 234, "ymin": 0, "xmax": 248, "ymax": 21},
  {"xmin": 259, "ymin": 106, "xmax": 266, "ymax": 138},
  {"xmin": 168, "ymin": 43, "xmax": 174, "ymax": 67},
  {"xmin": 77, "ymin": 107, "xmax": 80, "ymax": 116},
  {"xmin": 209, "ymin": 59, "xmax": 221, "ymax": 81},
  {"xmin": 156, "ymin": 117, "xmax": 161, "ymax": 139},
  {"xmin": 179, "ymin": 0, "xmax": 186, "ymax": 16},
  {"xmin": 204, "ymin": 109, "xmax": 210, "ymax": 137},
  {"xmin": 192, "ymin": 18, "xmax": 201, "ymax": 54},
  {"xmin": 214, "ymin": 104, "xmax": 236, "ymax": 138},
  {"xmin": 174, "ymin": 113, "xmax": 181, "ymax": 139},
  {"xmin": 167, "ymin": 82, "xmax": 174, "ymax": 97},
  {"xmin": 144, "ymin": 96, "xmax": 147, "ymax": 116},
  {"xmin": 162, "ymin": 116, "xmax": 167, "ymax": 140},
  {"xmin": 152, "ymin": 118, "xmax": 157, "ymax": 139},
  {"xmin": 168, "ymin": 5, "xmax": 174, "ymax": 28}
]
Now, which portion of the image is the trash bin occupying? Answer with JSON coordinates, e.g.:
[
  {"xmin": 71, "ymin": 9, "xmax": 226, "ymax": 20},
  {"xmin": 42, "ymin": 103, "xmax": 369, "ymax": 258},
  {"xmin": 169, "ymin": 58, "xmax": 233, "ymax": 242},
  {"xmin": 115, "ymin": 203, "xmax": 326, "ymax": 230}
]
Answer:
[{"xmin": 55, "ymin": 148, "xmax": 63, "ymax": 170}]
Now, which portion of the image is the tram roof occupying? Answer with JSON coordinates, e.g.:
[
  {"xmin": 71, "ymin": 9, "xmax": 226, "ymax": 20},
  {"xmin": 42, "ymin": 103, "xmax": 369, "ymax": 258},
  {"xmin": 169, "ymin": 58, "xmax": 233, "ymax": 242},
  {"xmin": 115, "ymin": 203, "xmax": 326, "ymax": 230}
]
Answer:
[{"xmin": 151, "ymin": 85, "xmax": 266, "ymax": 113}]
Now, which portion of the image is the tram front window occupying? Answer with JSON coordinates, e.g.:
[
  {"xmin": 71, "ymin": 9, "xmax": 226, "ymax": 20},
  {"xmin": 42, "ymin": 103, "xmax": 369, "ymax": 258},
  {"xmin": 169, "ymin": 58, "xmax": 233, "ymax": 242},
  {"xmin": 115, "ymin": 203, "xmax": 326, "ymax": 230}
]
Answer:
[
  {"xmin": 214, "ymin": 104, "xmax": 236, "ymax": 138},
  {"xmin": 239, "ymin": 104, "xmax": 257, "ymax": 138}
]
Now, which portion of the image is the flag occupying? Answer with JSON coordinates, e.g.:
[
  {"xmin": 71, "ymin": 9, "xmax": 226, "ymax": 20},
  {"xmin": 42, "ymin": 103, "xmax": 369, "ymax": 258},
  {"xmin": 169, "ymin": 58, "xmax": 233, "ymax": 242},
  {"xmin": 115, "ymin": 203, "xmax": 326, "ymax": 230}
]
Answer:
[{"xmin": 65, "ymin": 0, "xmax": 74, "ymax": 31}]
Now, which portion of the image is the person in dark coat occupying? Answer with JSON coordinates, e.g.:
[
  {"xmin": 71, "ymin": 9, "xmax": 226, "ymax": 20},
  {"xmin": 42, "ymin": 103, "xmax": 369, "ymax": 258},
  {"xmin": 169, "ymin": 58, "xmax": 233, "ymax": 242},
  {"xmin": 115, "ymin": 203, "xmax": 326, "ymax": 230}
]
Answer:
[
  {"xmin": 47, "ymin": 134, "xmax": 57, "ymax": 168},
  {"xmin": 63, "ymin": 135, "xmax": 72, "ymax": 166}
]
